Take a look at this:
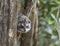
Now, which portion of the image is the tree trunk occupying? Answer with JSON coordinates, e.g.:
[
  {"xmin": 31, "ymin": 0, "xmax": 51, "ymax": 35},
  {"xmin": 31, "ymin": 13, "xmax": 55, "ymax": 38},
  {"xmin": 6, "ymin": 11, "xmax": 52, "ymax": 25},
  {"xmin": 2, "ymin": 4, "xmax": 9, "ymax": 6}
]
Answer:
[
  {"xmin": 0, "ymin": 0, "xmax": 18, "ymax": 46},
  {"xmin": 33, "ymin": 2, "xmax": 38, "ymax": 46},
  {"xmin": 8, "ymin": 0, "xmax": 18, "ymax": 46},
  {"xmin": 33, "ymin": 12, "xmax": 38, "ymax": 46},
  {"xmin": 0, "ymin": 0, "xmax": 9, "ymax": 46},
  {"xmin": 22, "ymin": 0, "xmax": 32, "ymax": 15}
]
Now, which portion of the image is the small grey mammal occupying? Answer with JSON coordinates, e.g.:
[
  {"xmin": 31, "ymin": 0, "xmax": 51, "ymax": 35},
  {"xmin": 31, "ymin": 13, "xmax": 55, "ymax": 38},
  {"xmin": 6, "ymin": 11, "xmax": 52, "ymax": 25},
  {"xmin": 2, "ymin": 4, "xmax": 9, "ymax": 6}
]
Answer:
[{"xmin": 17, "ymin": 13, "xmax": 31, "ymax": 33}]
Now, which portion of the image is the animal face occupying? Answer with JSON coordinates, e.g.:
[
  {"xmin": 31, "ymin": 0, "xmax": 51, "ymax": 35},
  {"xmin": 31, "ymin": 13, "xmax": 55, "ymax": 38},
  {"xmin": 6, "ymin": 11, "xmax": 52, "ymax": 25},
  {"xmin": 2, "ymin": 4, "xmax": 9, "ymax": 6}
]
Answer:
[{"xmin": 17, "ymin": 15, "xmax": 31, "ymax": 33}]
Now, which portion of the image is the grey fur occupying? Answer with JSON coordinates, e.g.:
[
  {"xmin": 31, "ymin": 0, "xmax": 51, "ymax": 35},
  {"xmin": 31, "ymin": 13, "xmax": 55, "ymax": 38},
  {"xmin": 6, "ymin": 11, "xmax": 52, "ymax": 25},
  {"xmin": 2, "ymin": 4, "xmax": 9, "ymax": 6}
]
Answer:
[{"xmin": 17, "ymin": 13, "xmax": 31, "ymax": 33}]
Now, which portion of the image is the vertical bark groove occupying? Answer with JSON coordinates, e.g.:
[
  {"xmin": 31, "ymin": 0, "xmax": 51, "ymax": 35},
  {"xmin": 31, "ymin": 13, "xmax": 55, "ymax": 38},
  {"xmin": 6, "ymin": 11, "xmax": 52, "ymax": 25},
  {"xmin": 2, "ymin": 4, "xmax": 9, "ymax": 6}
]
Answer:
[
  {"xmin": 0, "ymin": 0, "xmax": 10, "ymax": 46},
  {"xmin": 8, "ymin": 0, "xmax": 17, "ymax": 46}
]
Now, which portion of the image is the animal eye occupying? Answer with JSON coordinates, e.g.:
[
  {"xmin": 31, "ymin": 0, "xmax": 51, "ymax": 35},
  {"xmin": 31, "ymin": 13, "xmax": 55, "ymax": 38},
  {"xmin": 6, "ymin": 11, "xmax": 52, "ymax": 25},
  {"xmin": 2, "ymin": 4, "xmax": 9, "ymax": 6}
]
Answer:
[
  {"xmin": 28, "ymin": 21, "xmax": 30, "ymax": 23},
  {"xmin": 21, "ymin": 26, "xmax": 24, "ymax": 28},
  {"xmin": 26, "ymin": 21, "xmax": 30, "ymax": 23},
  {"xmin": 26, "ymin": 26, "xmax": 29, "ymax": 28}
]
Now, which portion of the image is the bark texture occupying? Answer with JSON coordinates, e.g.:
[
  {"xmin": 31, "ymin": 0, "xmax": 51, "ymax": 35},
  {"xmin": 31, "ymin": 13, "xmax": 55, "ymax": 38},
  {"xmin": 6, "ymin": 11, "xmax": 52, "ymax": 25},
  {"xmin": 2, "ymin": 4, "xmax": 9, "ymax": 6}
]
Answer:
[
  {"xmin": 8, "ymin": 0, "xmax": 18, "ymax": 46},
  {"xmin": 33, "ymin": 2, "xmax": 38, "ymax": 46},
  {"xmin": 33, "ymin": 14, "xmax": 38, "ymax": 46},
  {"xmin": 0, "ymin": 0, "xmax": 9, "ymax": 46},
  {"xmin": 22, "ymin": 0, "xmax": 32, "ymax": 15}
]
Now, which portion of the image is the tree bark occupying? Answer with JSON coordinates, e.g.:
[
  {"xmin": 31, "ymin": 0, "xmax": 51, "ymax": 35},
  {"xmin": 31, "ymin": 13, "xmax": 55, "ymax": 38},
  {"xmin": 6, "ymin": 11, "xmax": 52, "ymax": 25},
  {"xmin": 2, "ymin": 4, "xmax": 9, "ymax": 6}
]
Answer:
[
  {"xmin": 22, "ymin": 0, "xmax": 32, "ymax": 15},
  {"xmin": 0, "ymin": 0, "xmax": 9, "ymax": 46},
  {"xmin": 33, "ymin": 12, "xmax": 38, "ymax": 46},
  {"xmin": 0, "ymin": 0, "xmax": 20, "ymax": 46},
  {"xmin": 33, "ymin": 2, "xmax": 38, "ymax": 46},
  {"xmin": 17, "ymin": 0, "xmax": 22, "ymax": 42},
  {"xmin": 8, "ymin": 0, "xmax": 18, "ymax": 46}
]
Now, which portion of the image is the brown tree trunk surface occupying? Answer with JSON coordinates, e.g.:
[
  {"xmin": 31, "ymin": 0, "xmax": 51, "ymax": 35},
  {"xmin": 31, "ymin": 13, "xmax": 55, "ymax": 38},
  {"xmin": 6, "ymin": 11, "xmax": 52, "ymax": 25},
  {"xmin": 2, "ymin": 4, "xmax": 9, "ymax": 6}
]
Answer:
[
  {"xmin": 8, "ymin": 0, "xmax": 18, "ymax": 46},
  {"xmin": 0, "ymin": 0, "xmax": 9, "ymax": 46},
  {"xmin": 0, "ymin": 0, "xmax": 18, "ymax": 46},
  {"xmin": 33, "ymin": 2, "xmax": 38, "ymax": 46},
  {"xmin": 33, "ymin": 15, "xmax": 38, "ymax": 46}
]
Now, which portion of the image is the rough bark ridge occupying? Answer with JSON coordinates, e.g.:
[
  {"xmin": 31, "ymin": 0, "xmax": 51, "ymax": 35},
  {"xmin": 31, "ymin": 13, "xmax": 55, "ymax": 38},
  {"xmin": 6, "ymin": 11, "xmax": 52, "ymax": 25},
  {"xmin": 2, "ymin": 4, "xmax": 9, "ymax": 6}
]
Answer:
[
  {"xmin": 23, "ymin": 0, "xmax": 32, "ymax": 15},
  {"xmin": 33, "ymin": 12, "xmax": 38, "ymax": 46},
  {"xmin": 33, "ymin": 2, "xmax": 38, "ymax": 46},
  {"xmin": 0, "ymin": 0, "xmax": 9, "ymax": 46},
  {"xmin": 0, "ymin": 0, "xmax": 18, "ymax": 46},
  {"xmin": 8, "ymin": 0, "xmax": 18, "ymax": 46}
]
